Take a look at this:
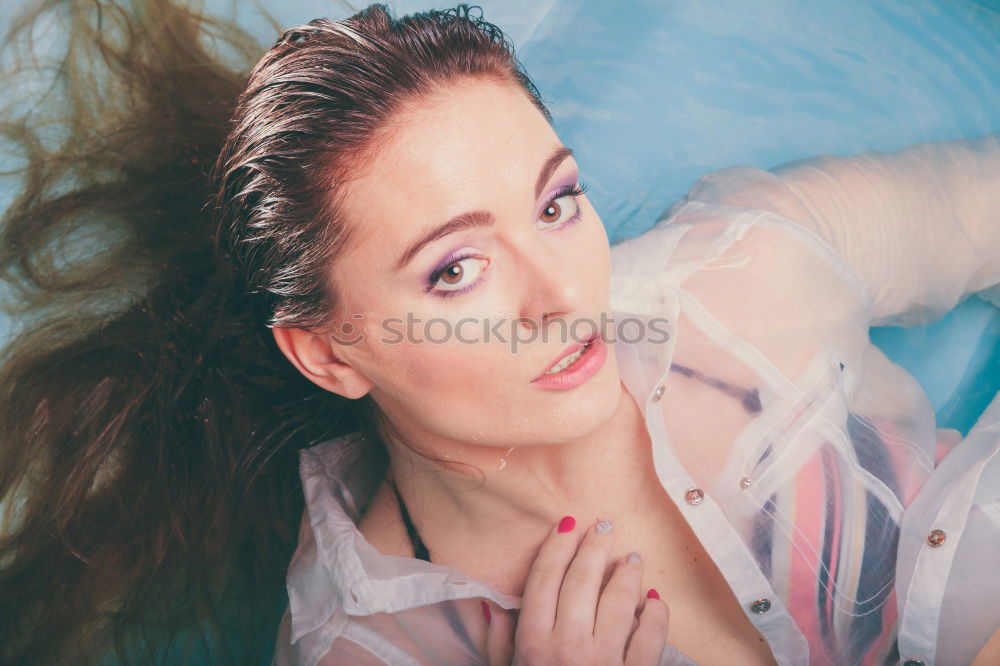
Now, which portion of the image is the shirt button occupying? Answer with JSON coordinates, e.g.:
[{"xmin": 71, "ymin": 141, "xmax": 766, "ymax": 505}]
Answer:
[
  {"xmin": 902, "ymin": 659, "xmax": 925, "ymax": 666},
  {"xmin": 684, "ymin": 488, "xmax": 704, "ymax": 505},
  {"xmin": 652, "ymin": 385, "xmax": 666, "ymax": 401},
  {"xmin": 927, "ymin": 529, "xmax": 946, "ymax": 547},
  {"xmin": 750, "ymin": 598, "xmax": 771, "ymax": 614},
  {"xmin": 739, "ymin": 477, "xmax": 753, "ymax": 489}
]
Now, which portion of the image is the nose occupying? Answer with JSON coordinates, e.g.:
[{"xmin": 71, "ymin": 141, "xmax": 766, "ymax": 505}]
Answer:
[{"xmin": 515, "ymin": 241, "xmax": 586, "ymax": 337}]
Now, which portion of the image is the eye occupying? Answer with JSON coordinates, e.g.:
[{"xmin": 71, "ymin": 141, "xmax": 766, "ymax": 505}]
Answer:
[
  {"xmin": 537, "ymin": 182, "xmax": 589, "ymax": 230},
  {"xmin": 428, "ymin": 254, "xmax": 489, "ymax": 295},
  {"xmin": 422, "ymin": 181, "xmax": 589, "ymax": 299}
]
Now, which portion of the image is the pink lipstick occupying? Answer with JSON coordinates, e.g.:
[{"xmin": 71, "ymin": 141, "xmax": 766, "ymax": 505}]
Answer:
[{"xmin": 531, "ymin": 332, "xmax": 608, "ymax": 390}]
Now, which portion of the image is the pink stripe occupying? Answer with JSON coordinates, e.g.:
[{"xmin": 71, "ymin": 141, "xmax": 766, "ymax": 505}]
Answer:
[{"xmin": 789, "ymin": 453, "xmax": 828, "ymax": 660}]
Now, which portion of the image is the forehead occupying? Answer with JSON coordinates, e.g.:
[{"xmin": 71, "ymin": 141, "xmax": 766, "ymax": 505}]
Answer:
[{"xmin": 339, "ymin": 78, "xmax": 559, "ymax": 238}]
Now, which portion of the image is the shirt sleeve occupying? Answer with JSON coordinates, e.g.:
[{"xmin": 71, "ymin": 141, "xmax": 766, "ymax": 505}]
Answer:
[{"xmin": 669, "ymin": 133, "xmax": 1000, "ymax": 327}]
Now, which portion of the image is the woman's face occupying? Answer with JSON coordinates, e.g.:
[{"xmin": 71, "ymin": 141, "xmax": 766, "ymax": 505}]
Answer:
[{"xmin": 326, "ymin": 78, "xmax": 622, "ymax": 451}]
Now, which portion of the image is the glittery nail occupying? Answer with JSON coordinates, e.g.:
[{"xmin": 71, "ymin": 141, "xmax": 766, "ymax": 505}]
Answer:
[
  {"xmin": 595, "ymin": 519, "xmax": 613, "ymax": 535},
  {"xmin": 626, "ymin": 551, "xmax": 641, "ymax": 564}
]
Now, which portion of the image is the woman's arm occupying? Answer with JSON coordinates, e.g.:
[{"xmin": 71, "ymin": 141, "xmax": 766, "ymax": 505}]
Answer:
[
  {"xmin": 681, "ymin": 133, "xmax": 1000, "ymax": 327},
  {"xmin": 768, "ymin": 133, "xmax": 1000, "ymax": 327}
]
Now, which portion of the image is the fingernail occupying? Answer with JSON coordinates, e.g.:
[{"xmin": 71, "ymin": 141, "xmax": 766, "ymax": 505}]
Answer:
[
  {"xmin": 558, "ymin": 515, "xmax": 576, "ymax": 532},
  {"xmin": 481, "ymin": 599, "xmax": 491, "ymax": 624},
  {"xmin": 595, "ymin": 518, "xmax": 613, "ymax": 535},
  {"xmin": 646, "ymin": 588, "xmax": 660, "ymax": 600},
  {"xmin": 626, "ymin": 551, "xmax": 641, "ymax": 564}
]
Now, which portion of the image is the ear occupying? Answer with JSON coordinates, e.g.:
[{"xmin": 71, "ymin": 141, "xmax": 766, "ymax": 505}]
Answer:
[{"xmin": 271, "ymin": 326, "xmax": 374, "ymax": 400}]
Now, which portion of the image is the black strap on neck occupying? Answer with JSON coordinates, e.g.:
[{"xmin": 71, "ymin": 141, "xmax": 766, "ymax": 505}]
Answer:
[
  {"xmin": 388, "ymin": 474, "xmax": 430, "ymax": 562},
  {"xmin": 383, "ymin": 363, "xmax": 756, "ymax": 566}
]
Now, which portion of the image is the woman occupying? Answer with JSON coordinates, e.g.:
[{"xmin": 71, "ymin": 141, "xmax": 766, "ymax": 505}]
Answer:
[{"xmin": 0, "ymin": 1, "xmax": 998, "ymax": 665}]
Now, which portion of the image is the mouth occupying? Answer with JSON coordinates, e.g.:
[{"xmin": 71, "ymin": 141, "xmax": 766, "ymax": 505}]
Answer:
[{"xmin": 533, "ymin": 331, "xmax": 600, "ymax": 381}]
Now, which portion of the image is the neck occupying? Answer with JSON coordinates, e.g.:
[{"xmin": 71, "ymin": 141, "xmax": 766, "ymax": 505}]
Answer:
[{"xmin": 383, "ymin": 380, "xmax": 657, "ymax": 544}]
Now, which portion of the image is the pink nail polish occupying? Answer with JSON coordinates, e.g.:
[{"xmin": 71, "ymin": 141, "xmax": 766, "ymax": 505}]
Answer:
[
  {"xmin": 481, "ymin": 599, "xmax": 491, "ymax": 624},
  {"xmin": 647, "ymin": 588, "xmax": 660, "ymax": 600},
  {"xmin": 558, "ymin": 515, "xmax": 576, "ymax": 532}
]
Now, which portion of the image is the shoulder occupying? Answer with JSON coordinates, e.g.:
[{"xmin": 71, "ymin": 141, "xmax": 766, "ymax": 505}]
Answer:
[
  {"xmin": 669, "ymin": 164, "xmax": 864, "ymax": 299},
  {"xmin": 662, "ymin": 164, "xmax": 817, "ymax": 226},
  {"xmin": 610, "ymin": 196, "xmax": 870, "ymax": 371},
  {"xmin": 612, "ymin": 181, "xmax": 873, "ymax": 386},
  {"xmin": 617, "ymin": 163, "xmax": 868, "ymax": 315},
  {"xmin": 653, "ymin": 202, "xmax": 868, "ymax": 333}
]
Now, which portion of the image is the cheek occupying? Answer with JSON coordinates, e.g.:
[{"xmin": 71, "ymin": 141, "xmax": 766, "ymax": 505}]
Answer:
[{"xmin": 372, "ymin": 324, "xmax": 511, "ymax": 396}]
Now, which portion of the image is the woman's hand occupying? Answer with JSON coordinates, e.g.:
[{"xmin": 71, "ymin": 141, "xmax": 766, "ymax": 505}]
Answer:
[{"xmin": 483, "ymin": 516, "xmax": 670, "ymax": 665}]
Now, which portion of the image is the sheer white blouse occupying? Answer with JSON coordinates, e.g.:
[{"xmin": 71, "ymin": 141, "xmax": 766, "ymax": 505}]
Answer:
[{"xmin": 271, "ymin": 134, "xmax": 1000, "ymax": 665}]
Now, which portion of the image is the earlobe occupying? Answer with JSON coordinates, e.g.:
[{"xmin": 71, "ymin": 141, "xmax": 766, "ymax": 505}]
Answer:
[{"xmin": 270, "ymin": 326, "xmax": 374, "ymax": 399}]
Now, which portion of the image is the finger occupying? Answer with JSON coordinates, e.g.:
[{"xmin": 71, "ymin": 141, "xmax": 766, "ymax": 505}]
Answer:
[
  {"xmin": 593, "ymin": 552, "xmax": 644, "ymax": 650},
  {"xmin": 553, "ymin": 517, "xmax": 616, "ymax": 638},
  {"xmin": 517, "ymin": 515, "xmax": 584, "ymax": 637},
  {"xmin": 482, "ymin": 599, "xmax": 515, "ymax": 666},
  {"xmin": 624, "ymin": 590, "xmax": 671, "ymax": 666}
]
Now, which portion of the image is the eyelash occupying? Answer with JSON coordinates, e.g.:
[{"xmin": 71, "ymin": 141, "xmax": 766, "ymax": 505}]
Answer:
[{"xmin": 425, "ymin": 181, "xmax": 591, "ymax": 298}]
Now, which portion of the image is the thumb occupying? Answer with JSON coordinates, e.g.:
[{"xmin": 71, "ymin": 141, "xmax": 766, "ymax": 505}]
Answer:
[{"xmin": 482, "ymin": 599, "xmax": 515, "ymax": 666}]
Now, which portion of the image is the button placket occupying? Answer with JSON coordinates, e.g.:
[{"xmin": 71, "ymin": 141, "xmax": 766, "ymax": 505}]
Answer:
[
  {"xmin": 650, "ymin": 442, "xmax": 806, "ymax": 656},
  {"xmin": 680, "ymin": 489, "xmax": 773, "ymax": 620}
]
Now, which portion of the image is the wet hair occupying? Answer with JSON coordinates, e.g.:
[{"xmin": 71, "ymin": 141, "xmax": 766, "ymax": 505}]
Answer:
[{"xmin": 0, "ymin": 1, "xmax": 550, "ymax": 663}]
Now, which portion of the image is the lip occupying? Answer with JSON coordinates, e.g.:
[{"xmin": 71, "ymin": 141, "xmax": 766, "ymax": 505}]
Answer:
[
  {"xmin": 531, "ymin": 332, "xmax": 607, "ymax": 389},
  {"xmin": 536, "ymin": 337, "xmax": 589, "ymax": 378}
]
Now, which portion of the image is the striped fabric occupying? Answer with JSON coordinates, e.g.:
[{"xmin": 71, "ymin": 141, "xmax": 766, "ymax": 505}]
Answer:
[{"xmin": 749, "ymin": 412, "xmax": 963, "ymax": 665}]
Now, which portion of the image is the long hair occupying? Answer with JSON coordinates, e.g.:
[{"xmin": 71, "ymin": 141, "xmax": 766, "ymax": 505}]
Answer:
[{"xmin": 0, "ymin": 1, "xmax": 550, "ymax": 663}]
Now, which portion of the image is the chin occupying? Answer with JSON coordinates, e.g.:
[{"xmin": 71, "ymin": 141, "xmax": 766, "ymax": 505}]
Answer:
[{"xmin": 537, "ymin": 371, "xmax": 623, "ymax": 443}]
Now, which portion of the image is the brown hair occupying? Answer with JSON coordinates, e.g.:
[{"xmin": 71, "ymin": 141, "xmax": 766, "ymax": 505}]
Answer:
[{"xmin": 0, "ymin": 1, "xmax": 550, "ymax": 663}]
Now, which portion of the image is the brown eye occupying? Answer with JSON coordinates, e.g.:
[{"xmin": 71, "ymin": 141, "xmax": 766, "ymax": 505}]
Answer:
[
  {"xmin": 430, "ymin": 256, "xmax": 488, "ymax": 294},
  {"xmin": 440, "ymin": 263, "xmax": 463, "ymax": 284},
  {"xmin": 536, "ymin": 182, "xmax": 589, "ymax": 231},
  {"xmin": 539, "ymin": 200, "xmax": 562, "ymax": 225}
]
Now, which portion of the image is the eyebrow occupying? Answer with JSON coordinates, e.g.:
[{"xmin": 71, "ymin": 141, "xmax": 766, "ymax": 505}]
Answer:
[{"xmin": 393, "ymin": 145, "xmax": 575, "ymax": 271}]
